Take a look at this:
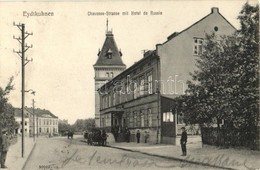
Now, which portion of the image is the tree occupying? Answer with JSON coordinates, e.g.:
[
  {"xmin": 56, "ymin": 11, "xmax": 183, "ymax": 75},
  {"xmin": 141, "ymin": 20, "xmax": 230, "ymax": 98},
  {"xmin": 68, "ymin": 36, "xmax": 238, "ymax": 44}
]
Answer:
[
  {"xmin": 176, "ymin": 3, "xmax": 259, "ymax": 147},
  {"xmin": 0, "ymin": 77, "xmax": 17, "ymax": 134},
  {"xmin": 71, "ymin": 118, "xmax": 95, "ymax": 132},
  {"xmin": 58, "ymin": 119, "xmax": 71, "ymax": 134}
]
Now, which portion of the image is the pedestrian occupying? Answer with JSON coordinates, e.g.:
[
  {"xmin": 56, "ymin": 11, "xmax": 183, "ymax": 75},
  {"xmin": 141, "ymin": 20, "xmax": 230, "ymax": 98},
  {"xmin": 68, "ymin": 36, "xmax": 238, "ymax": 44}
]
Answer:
[
  {"xmin": 180, "ymin": 127, "xmax": 187, "ymax": 156},
  {"xmin": 126, "ymin": 129, "xmax": 130, "ymax": 143},
  {"xmin": 101, "ymin": 130, "xmax": 107, "ymax": 146},
  {"xmin": 1, "ymin": 129, "xmax": 10, "ymax": 169},
  {"xmin": 144, "ymin": 131, "xmax": 149, "ymax": 143},
  {"xmin": 136, "ymin": 130, "xmax": 140, "ymax": 143}
]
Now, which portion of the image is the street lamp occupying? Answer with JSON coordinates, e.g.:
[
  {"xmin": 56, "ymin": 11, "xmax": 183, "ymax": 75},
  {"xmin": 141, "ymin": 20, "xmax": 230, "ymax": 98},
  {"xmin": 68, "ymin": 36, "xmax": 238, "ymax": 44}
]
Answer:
[{"xmin": 24, "ymin": 89, "xmax": 36, "ymax": 95}]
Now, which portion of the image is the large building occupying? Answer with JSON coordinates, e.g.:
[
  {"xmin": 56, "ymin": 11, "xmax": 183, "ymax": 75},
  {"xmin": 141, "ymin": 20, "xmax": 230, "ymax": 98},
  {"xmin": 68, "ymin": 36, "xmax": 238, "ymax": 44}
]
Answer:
[
  {"xmin": 93, "ymin": 24, "xmax": 126, "ymax": 127},
  {"xmin": 98, "ymin": 8, "xmax": 236, "ymax": 144},
  {"xmin": 15, "ymin": 107, "xmax": 59, "ymax": 136}
]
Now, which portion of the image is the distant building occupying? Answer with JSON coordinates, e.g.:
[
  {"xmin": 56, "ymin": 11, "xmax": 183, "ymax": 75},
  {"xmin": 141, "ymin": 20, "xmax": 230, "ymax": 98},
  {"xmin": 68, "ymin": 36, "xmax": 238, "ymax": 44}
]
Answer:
[
  {"xmin": 15, "ymin": 107, "xmax": 59, "ymax": 136},
  {"xmin": 14, "ymin": 108, "xmax": 30, "ymax": 135},
  {"xmin": 93, "ymin": 23, "xmax": 126, "ymax": 127},
  {"xmin": 99, "ymin": 8, "xmax": 236, "ymax": 144}
]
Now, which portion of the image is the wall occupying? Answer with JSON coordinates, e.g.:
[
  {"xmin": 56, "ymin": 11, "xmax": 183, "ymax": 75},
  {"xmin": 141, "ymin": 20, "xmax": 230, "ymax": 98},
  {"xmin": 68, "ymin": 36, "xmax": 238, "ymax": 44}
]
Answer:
[
  {"xmin": 15, "ymin": 117, "xmax": 30, "ymax": 134},
  {"xmin": 38, "ymin": 117, "xmax": 58, "ymax": 135},
  {"xmin": 157, "ymin": 9, "xmax": 236, "ymax": 97},
  {"xmin": 94, "ymin": 66, "xmax": 125, "ymax": 127}
]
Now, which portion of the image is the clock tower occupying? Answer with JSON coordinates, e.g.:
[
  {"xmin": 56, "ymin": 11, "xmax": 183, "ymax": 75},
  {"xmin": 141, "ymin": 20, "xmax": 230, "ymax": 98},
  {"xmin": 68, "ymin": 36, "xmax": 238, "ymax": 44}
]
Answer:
[{"xmin": 93, "ymin": 21, "xmax": 126, "ymax": 127}]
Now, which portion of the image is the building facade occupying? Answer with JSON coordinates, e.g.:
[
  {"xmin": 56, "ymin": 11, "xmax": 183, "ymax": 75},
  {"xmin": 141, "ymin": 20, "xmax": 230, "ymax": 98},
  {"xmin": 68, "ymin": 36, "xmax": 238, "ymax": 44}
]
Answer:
[
  {"xmin": 15, "ymin": 107, "xmax": 59, "ymax": 136},
  {"xmin": 14, "ymin": 108, "xmax": 30, "ymax": 135},
  {"xmin": 93, "ymin": 27, "xmax": 126, "ymax": 127},
  {"xmin": 99, "ymin": 8, "xmax": 236, "ymax": 144}
]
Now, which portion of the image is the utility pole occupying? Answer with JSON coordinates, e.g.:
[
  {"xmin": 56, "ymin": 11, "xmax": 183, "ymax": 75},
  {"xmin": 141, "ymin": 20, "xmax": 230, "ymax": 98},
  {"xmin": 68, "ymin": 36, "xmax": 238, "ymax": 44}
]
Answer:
[
  {"xmin": 13, "ymin": 22, "xmax": 33, "ymax": 158},
  {"xmin": 32, "ymin": 99, "xmax": 35, "ymax": 142},
  {"xmin": 37, "ymin": 113, "xmax": 39, "ymax": 138}
]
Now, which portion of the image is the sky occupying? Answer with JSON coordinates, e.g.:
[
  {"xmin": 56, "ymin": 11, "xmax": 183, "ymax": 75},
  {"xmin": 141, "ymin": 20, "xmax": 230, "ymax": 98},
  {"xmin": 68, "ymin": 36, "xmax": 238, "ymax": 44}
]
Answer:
[{"xmin": 0, "ymin": 0, "xmax": 257, "ymax": 124}]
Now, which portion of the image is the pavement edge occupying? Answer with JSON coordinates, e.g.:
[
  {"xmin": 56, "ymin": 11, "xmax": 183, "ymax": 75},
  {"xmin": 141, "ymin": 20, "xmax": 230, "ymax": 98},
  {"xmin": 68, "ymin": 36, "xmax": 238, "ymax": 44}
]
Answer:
[
  {"xmin": 106, "ymin": 145, "xmax": 237, "ymax": 170},
  {"xmin": 21, "ymin": 141, "xmax": 37, "ymax": 170}
]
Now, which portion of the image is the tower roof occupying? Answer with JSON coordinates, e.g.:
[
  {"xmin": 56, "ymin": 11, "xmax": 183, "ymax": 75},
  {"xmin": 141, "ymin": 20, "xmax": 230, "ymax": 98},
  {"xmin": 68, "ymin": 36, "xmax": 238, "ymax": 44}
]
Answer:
[{"xmin": 94, "ymin": 31, "xmax": 126, "ymax": 67}]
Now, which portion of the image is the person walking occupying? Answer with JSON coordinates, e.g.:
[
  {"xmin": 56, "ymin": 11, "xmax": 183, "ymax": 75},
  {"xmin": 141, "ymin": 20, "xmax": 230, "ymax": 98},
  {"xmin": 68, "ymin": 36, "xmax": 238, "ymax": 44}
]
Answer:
[
  {"xmin": 180, "ymin": 127, "xmax": 187, "ymax": 156},
  {"xmin": 136, "ymin": 130, "xmax": 140, "ymax": 143},
  {"xmin": 1, "ymin": 129, "xmax": 9, "ymax": 169}
]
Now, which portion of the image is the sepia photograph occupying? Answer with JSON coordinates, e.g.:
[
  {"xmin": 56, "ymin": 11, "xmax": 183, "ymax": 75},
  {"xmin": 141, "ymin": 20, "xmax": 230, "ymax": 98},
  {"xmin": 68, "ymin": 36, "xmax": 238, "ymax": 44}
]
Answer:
[{"xmin": 0, "ymin": 0, "xmax": 259, "ymax": 169}]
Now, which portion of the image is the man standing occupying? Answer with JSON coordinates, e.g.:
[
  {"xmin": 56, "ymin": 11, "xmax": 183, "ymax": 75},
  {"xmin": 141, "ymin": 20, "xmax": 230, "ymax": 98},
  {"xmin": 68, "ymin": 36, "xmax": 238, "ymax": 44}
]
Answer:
[
  {"xmin": 1, "ymin": 129, "xmax": 9, "ymax": 169},
  {"xmin": 136, "ymin": 130, "xmax": 140, "ymax": 143},
  {"xmin": 125, "ymin": 128, "xmax": 130, "ymax": 143},
  {"xmin": 180, "ymin": 127, "xmax": 187, "ymax": 156}
]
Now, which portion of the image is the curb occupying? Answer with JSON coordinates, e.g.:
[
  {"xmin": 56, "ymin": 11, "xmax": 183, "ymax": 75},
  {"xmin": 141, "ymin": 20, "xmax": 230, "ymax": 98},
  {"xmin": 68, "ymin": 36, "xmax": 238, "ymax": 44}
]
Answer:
[
  {"xmin": 22, "ymin": 141, "xmax": 37, "ymax": 170},
  {"xmin": 107, "ymin": 145, "xmax": 237, "ymax": 170}
]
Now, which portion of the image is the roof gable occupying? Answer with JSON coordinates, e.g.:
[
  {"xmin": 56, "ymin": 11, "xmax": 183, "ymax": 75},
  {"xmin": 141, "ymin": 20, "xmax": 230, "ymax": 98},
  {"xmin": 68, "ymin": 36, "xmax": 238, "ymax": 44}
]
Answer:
[{"xmin": 162, "ymin": 7, "xmax": 236, "ymax": 45}]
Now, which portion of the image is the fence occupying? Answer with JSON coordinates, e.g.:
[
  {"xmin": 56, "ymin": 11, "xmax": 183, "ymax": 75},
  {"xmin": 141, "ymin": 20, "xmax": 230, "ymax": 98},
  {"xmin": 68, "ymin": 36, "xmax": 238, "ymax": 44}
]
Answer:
[{"xmin": 201, "ymin": 127, "xmax": 256, "ymax": 149}]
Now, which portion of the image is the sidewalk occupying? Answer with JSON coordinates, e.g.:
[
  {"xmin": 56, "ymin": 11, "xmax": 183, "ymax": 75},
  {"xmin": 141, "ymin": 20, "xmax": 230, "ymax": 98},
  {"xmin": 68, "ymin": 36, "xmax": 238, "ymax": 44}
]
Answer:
[
  {"xmin": 0, "ymin": 135, "xmax": 36, "ymax": 170},
  {"xmin": 108, "ymin": 137, "xmax": 260, "ymax": 170}
]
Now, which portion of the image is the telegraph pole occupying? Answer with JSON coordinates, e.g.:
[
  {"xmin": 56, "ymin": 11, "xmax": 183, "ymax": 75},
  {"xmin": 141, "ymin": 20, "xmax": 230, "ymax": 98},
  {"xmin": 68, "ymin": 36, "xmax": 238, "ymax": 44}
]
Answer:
[
  {"xmin": 32, "ymin": 99, "xmax": 35, "ymax": 142},
  {"xmin": 13, "ymin": 22, "xmax": 33, "ymax": 158}
]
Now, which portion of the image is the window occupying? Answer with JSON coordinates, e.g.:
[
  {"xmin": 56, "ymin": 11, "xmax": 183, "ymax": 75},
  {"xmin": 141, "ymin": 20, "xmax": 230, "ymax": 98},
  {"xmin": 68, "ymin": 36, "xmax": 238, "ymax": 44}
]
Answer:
[
  {"xmin": 118, "ymin": 92, "xmax": 121, "ymax": 104},
  {"xmin": 108, "ymin": 94, "xmax": 111, "ymax": 107},
  {"xmin": 25, "ymin": 121, "xmax": 27, "ymax": 126},
  {"xmin": 106, "ymin": 114, "xmax": 110, "ymax": 127},
  {"xmin": 133, "ymin": 79, "xmax": 139, "ymax": 99},
  {"xmin": 141, "ymin": 111, "xmax": 144, "ymax": 127},
  {"xmin": 163, "ymin": 112, "xmax": 174, "ymax": 122},
  {"xmin": 140, "ymin": 76, "xmax": 145, "ymax": 96},
  {"xmin": 147, "ymin": 73, "xmax": 153, "ymax": 94},
  {"xmin": 113, "ymin": 93, "xmax": 116, "ymax": 106},
  {"xmin": 193, "ymin": 38, "xmax": 204, "ymax": 55},
  {"xmin": 126, "ymin": 113, "xmax": 129, "ymax": 127},
  {"xmin": 106, "ymin": 49, "xmax": 113, "ymax": 59},
  {"xmin": 133, "ymin": 112, "xmax": 137, "ymax": 127},
  {"xmin": 106, "ymin": 72, "xmax": 110, "ymax": 77},
  {"xmin": 102, "ymin": 96, "xmax": 106, "ymax": 109},
  {"xmin": 214, "ymin": 26, "xmax": 218, "ymax": 32},
  {"xmin": 102, "ymin": 117, "xmax": 106, "ymax": 127},
  {"xmin": 148, "ymin": 109, "xmax": 152, "ymax": 127},
  {"xmin": 111, "ymin": 72, "xmax": 114, "ymax": 77},
  {"xmin": 39, "ymin": 128, "xmax": 41, "ymax": 133}
]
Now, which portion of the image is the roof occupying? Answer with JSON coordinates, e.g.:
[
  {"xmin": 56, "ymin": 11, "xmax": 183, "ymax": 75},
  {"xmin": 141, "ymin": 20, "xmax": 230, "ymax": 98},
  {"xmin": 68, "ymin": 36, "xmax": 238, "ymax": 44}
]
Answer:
[
  {"xmin": 14, "ymin": 108, "xmax": 29, "ymax": 118},
  {"xmin": 94, "ymin": 31, "xmax": 125, "ymax": 66},
  {"xmin": 161, "ymin": 7, "xmax": 236, "ymax": 45},
  {"xmin": 14, "ymin": 107, "xmax": 58, "ymax": 119},
  {"xmin": 94, "ymin": 31, "xmax": 126, "ymax": 67},
  {"xmin": 99, "ymin": 50, "xmax": 157, "ymax": 91}
]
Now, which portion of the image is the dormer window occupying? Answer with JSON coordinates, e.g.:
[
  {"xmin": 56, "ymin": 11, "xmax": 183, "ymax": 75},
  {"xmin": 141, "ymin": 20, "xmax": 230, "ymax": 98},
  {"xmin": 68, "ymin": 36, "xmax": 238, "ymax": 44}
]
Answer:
[{"xmin": 106, "ymin": 48, "xmax": 113, "ymax": 59}]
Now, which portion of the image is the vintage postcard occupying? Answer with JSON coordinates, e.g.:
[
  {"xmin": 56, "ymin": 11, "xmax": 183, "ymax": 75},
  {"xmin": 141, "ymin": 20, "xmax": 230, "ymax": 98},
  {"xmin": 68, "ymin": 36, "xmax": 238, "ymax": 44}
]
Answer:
[{"xmin": 0, "ymin": 0, "xmax": 259, "ymax": 170}]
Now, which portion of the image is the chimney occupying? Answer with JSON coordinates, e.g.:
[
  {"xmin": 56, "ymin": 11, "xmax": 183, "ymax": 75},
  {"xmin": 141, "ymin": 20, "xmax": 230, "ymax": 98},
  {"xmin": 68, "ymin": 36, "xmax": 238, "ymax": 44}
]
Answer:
[{"xmin": 211, "ymin": 7, "xmax": 219, "ymax": 13}]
